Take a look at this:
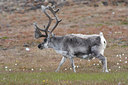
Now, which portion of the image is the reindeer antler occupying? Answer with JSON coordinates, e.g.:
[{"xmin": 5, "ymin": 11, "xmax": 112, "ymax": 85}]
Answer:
[
  {"xmin": 41, "ymin": 5, "xmax": 54, "ymax": 37},
  {"xmin": 48, "ymin": 6, "xmax": 62, "ymax": 34},
  {"xmin": 34, "ymin": 5, "xmax": 62, "ymax": 39}
]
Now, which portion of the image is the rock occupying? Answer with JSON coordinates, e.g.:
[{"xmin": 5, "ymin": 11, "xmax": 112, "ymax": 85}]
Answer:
[
  {"xmin": 23, "ymin": 43, "xmax": 30, "ymax": 47},
  {"xmin": 102, "ymin": 1, "xmax": 108, "ymax": 6}
]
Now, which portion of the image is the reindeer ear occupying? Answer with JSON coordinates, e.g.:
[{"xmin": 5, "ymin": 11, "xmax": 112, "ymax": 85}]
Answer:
[
  {"xmin": 34, "ymin": 28, "xmax": 42, "ymax": 39},
  {"xmin": 34, "ymin": 23, "xmax": 46, "ymax": 39}
]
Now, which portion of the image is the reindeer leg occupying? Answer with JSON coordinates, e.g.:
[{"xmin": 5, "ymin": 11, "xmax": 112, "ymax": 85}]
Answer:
[
  {"xmin": 55, "ymin": 56, "xmax": 67, "ymax": 72},
  {"xmin": 69, "ymin": 58, "xmax": 76, "ymax": 73},
  {"xmin": 91, "ymin": 46, "xmax": 109, "ymax": 72},
  {"xmin": 97, "ymin": 54, "xmax": 109, "ymax": 72}
]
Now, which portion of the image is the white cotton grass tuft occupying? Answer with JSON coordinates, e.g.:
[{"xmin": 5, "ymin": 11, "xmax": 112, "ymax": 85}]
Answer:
[
  {"xmin": 5, "ymin": 66, "xmax": 8, "ymax": 69},
  {"xmin": 65, "ymin": 68, "xmax": 67, "ymax": 71},
  {"xmin": 116, "ymin": 55, "xmax": 119, "ymax": 57},
  {"xmin": 118, "ymin": 66, "xmax": 121, "ymax": 69},
  {"xmin": 88, "ymin": 60, "xmax": 90, "ymax": 62},
  {"xmin": 93, "ymin": 57, "xmax": 95, "ymax": 60},
  {"xmin": 108, "ymin": 69, "xmax": 111, "ymax": 71},
  {"xmin": 122, "ymin": 54, "xmax": 124, "ymax": 56},
  {"xmin": 125, "ymin": 61, "xmax": 127, "ymax": 64},
  {"xmin": 112, "ymin": 12, "xmax": 115, "ymax": 15},
  {"xmin": 23, "ymin": 69, "xmax": 25, "ymax": 71},
  {"xmin": 119, "ymin": 60, "xmax": 122, "ymax": 62},
  {"xmin": 70, "ymin": 68, "xmax": 72, "ymax": 70},
  {"xmin": 9, "ymin": 69, "xmax": 12, "ymax": 72},
  {"xmin": 119, "ymin": 55, "xmax": 121, "ymax": 57},
  {"xmin": 76, "ymin": 66, "xmax": 79, "ymax": 68},
  {"xmin": 31, "ymin": 68, "xmax": 34, "ymax": 71},
  {"xmin": 93, "ymin": 63, "xmax": 96, "ymax": 66},
  {"xmin": 117, "ymin": 63, "xmax": 119, "ymax": 65},
  {"xmin": 99, "ymin": 61, "xmax": 101, "ymax": 63},
  {"xmin": 15, "ymin": 63, "xmax": 17, "ymax": 66},
  {"xmin": 125, "ymin": 57, "xmax": 127, "ymax": 59},
  {"xmin": 97, "ymin": 64, "xmax": 99, "ymax": 66},
  {"xmin": 39, "ymin": 68, "xmax": 42, "ymax": 71}
]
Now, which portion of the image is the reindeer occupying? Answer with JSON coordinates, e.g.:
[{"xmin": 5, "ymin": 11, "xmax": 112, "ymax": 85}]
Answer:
[{"xmin": 33, "ymin": 5, "xmax": 109, "ymax": 72}]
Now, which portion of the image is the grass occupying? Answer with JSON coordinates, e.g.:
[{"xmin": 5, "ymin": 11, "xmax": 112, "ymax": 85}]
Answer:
[
  {"xmin": 0, "ymin": 36, "xmax": 9, "ymax": 39},
  {"xmin": 121, "ymin": 45, "xmax": 128, "ymax": 48},
  {"xmin": 120, "ymin": 20, "xmax": 128, "ymax": 25},
  {"xmin": 0, "ymin": 72, "xmax": 128, "ymax": 85}
]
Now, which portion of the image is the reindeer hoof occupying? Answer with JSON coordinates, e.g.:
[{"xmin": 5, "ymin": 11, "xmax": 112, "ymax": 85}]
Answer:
[
  {"xmin": 55, "ymin": 70, "xmax": 59, "ymax": 72},
  {"xmin": 105, "ymin": 70, "xmax": 109, "ymax": 73}
]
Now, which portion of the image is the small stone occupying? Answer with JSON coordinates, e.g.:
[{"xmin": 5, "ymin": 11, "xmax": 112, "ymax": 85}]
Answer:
[
  {"xmin": 26, "ymin": 48, "xmax": 30, "ymax": 51},
  {"xmin": 23, "ymin": 44, "xmax": 30, "ymax": 47}
]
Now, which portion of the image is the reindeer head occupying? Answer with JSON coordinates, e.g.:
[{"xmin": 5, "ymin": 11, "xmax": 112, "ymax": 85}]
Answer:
[{"xmin": 34, "ymin": 5, "xmax": 62, "ymax": 50}]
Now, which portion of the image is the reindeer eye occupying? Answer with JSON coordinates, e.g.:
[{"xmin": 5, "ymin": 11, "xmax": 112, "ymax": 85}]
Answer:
[{"xmin": 104, "ymin": 41, "xmax": 106, "ymax": 43}]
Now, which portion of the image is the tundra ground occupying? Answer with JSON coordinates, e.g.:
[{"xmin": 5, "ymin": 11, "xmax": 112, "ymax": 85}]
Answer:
[{"xmin": 0, "ymin": 4, "xmax": 128, "ymax": 85}]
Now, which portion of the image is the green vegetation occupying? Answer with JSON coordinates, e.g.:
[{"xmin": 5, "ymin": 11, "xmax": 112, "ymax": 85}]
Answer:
[
  {"xmin": 96, "ymin": 23, "xmax": 103, "ymax": 27},
  {"xmin": 120, "ymin": 20, "xmax": 128, "ymax": 25},
  {"xmin": 0, "ymin": 72, "xmax": 128, "ymax": 85},
  {"xmin": 0, "ymin": 36, "xmax": 8, "ymax": 39}
]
